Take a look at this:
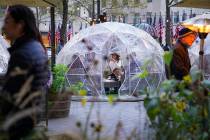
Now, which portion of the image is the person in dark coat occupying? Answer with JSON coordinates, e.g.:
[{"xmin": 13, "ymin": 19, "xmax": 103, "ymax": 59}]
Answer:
[
  {"xmin": 56, "ymin": 38, "xmax": 64, "ymax": 54},
  {"xmin": 0, "ymin": 5, "xmax": 49, "ymax": 139},
  {"xmin": 170, "ymin": 28, "xmax": 197, "ymax": 80}
]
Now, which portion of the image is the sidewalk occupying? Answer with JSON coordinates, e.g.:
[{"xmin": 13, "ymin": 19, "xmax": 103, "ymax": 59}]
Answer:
[{"xmin": 47, "ymin": 101, "xmax": 153, "ymax": 140}]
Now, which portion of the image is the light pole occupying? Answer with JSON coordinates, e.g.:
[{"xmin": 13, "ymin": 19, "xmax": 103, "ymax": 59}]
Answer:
[
  {"xmin": 97, "ymin": 0, "xmax": 100, "ymax": 23},
  {"xmin": 92, "ymin": 0, "xmax": 95, "ymax": 20},
  {"xmin": 165, "ymin": 0, "xmax": 172, "ymax": 46}
]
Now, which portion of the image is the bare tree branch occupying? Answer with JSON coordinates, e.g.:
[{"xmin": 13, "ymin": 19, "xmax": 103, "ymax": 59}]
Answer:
[
  {"xmin": 77, "ymin": 16, "xmax": 91, "ymax": 24},
  {"xmin": 101, "ymin": 2, "xmax": 146, "ymax": 13},
  {"xmin": 68, "ymin": 12, "xmax": 91, "ymax": 25},
  {"xmin": 73, "ymin": 0, "xmax": 92, "ymax": 14},
  {"xmin": 169, "ymin": 0, "xmax": 175, "ymax": 6}
]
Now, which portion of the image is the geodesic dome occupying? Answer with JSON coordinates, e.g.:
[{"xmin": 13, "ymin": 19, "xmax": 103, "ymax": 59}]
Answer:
[
  {"xmin": 189, "ymin": 34, "xmax": 210, "ymax": 79},
  {"xmin": 135, "ymin": 23, "xmax": 158, "ymax": 39},
  {"xmin": 57, "ymin": 22, "xmax": 165, "ymax": 96},
  {"xmin": 0, "ymin": 35, "xmax": 9, "ymax": 73}
]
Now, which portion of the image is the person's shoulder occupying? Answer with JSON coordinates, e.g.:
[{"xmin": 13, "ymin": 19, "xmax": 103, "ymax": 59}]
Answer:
[
  {"xmin": 174, "ymin": 42, "xmax": 184, "ymax": 51},
  {"xmin": 21, "ymin": 40, "xmax": 46, "ymax": 59},
  {"xmin": 24, "ymin": 40, "xmax": 42, "ymax": 49},
  {"xmin": 23, "ymin": 40, "xmax": 45, "ymax": 52}
]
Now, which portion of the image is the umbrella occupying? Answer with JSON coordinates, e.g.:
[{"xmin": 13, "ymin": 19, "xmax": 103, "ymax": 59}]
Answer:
[
  {"xmin": 181, "ymin": 13, "xmax": 210, "ymax": 33},
  {"xmin": 135, "ymin": 23, "xmax": 158, "ymax": 38},
  {"xmin": 0, "ymin": 0, "xmax": 57, "ymax": 7},
  {"xmin": 57, "ymin": 22, "xmax": 165, "ymax": 96},
  {"xmin": 172, "ymin": 0, "xmax": 210, "ymax": 9},
  {"xmin": 0, "ymin": 0, "xmax": 60, "ymax": 69},
  {"xmin": 181, "ymin": 13, "xmax": 210, "ymax": 75}
]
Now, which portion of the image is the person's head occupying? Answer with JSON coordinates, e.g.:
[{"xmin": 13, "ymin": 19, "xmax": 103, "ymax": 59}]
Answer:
[
  {"xmin": 60, "ymin": 38, "xmax": 64, "ymax": 46},
  {"xmin": 178, "ymin": 28, "xmax": 197, "ymax": 47},
  {"xmin": 111, "ymin": 53, "xmax": 120, "ymax": 62},
  {"xmin": 2, "ymin": 5, "xmax": 43, "ymax": 46}
]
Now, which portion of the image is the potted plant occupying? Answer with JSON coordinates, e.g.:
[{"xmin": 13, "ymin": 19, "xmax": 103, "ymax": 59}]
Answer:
[{"xmin": 48, "ymin": 64, "xmax": 71, "ymax": 118}]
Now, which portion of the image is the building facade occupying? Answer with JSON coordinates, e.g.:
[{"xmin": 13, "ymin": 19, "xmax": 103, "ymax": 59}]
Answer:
[{"xmin": 102, "ymin": 0, "xmax": 209, "ymax": 44}]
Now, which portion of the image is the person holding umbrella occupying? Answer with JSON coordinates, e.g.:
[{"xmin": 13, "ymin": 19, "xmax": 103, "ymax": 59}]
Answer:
[{"xmin": 170, "ymin": 28, "xmax": 197, "ymax": 80}]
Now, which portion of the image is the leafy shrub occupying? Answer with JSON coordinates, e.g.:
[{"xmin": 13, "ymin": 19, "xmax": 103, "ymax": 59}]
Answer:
[
  {"xmin": 143, "ymin": 51, "xmax": 210, "ymax": 140},
  {"xmin": 50, "ymin": 64, "xmax": 68, "ymax": 94}
]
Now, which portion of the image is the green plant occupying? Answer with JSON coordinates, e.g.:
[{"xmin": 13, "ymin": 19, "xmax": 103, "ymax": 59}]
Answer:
[
  {"xmin": 50, "ymin": 64, "xmax": 68, "ymax": 94},
  {"xmin": 68, "ymin": 82, "xmax": 85, "ymax": 95},
  {"xmin": 142, "ymin": 51, "xmax": 210, "ymax": 140}
]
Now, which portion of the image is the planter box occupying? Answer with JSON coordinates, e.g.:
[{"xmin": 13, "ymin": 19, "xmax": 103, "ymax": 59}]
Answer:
[{"xmin": 48, "ymin": 94, "xmax": 71, "ymax": 118}]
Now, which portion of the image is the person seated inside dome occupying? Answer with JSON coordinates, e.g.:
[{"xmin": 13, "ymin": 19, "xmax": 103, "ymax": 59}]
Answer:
[
  {"xmin": 106, "ymin": 52, "xmax": 124, "ymax": 79},
  {"xmin": 107, "ymin": 68, "xmax": 123, "ymax": 81},
  {"xmin": 109, "ymin": 52, "xmax": 122, "ymax": 71},
  {"xmin": 104, "ymin": 52, "xmax": 125, "ymax": 94}
]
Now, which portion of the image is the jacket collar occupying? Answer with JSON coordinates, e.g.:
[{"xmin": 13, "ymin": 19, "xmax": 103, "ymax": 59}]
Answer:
[
  {"xmin": 177, "ymin": 40, "xmax": 189, "ymax": 49},
  {"xmin": 8, "ymin": 35, "xmax": 33, "ymax": 54}
]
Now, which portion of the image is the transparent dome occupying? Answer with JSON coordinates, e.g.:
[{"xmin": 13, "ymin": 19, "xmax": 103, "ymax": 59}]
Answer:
[
  {"xmin": 135, "ymin": 23, "xmax": 158, "ymax": 38},
  {"xmin": 57, "ymin": 22, "xmax": 165, "ymax": 96},
  {"xmin": 0, "ymin": 35, "xmax": 9, "ymax": 73},
  {"xmin": 189, "ymin": 34, "xmax": 210, "ymax": 79}
]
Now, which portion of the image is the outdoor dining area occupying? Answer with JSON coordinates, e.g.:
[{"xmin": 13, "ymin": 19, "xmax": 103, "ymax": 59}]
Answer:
[
  {"xmin": 56, "ymin": 22, "xmax": 165, "ymax": 96},
  {"xmin": 0, "ymin": 0, "xmax": 210, "ymax": 140}
]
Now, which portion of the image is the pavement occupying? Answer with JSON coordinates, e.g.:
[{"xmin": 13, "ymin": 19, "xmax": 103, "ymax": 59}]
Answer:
[{"xmin": 47, "ymin": 100, "xmax": 154, "ymax": 140}]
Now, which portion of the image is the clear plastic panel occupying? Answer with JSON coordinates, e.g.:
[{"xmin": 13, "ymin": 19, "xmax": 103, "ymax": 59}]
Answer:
[
  {"xmin": 0, "ymin": 36, "xmax": 10, "ymax": 73},
  {"xmin": 57, "ymin": 22, "xmax": 165, "ymax": 96}
]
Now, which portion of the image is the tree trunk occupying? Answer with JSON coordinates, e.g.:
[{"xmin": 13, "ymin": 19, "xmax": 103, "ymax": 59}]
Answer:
[
  {"xmin": 97, "ymin": 0, "xmax": 101, "ymax": 20},
  {"xmin": 61, "ymin": 0, "xmax": 69, "ymax": 44},
  {"xmin": 165, "ymin": 0, "xmax": 171, "ymax": 46},
  {"xmin": 36, "ymin": 7, "xmax": 39, "ymax": 27},
  {"xmin": 92, "ymin": 0, "xmax": 95, "ymax": 19}
]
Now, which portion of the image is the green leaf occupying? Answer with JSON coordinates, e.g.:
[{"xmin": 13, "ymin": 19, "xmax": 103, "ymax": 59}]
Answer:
[
  {"xmin": 79, "ymin": 90, "xmax": 87, "ymax": 96},
  {"xmin": 202, "ymin": 132, "xmax": 209, "ymax": 139},
  {"xmin": 51, "ymin": 64, "xmax": 68, "ymax": 92},
  {"xmin": 138, "ymin": 69, "xmax": 149, "ymax": 79},
  {"xmin": 190, "ymin": 70, "xmax": 202, "ymax": 82},
  {"xmin": 108, "ymin": 95, "xmax": 114, "ymax": 105},
  {"xmin": 144, "ymin": 98, "xmax": 160, "ymax": 120},
  {"xmin": 202, "ymin": 80, "xmax": 210, "ymax": 89},
  {"xmin": 161, "ymin": 79, "xmax": 177, "ymax": 92},
  {"xmin": 163, "ymin": 51, "xmax": 173, "ymax": 66}
]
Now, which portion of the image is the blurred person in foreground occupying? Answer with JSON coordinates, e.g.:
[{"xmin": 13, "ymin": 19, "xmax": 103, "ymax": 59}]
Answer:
[
  {"xmin": 170, "ymin": 28, "xmax": 197, "ymax": 80},
  {"xmin": 0, "ymin": 5, "xmax": 49, "ymax": 140}
]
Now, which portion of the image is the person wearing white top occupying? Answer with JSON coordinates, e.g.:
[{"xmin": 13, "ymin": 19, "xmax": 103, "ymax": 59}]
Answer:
[{"xmin": 108, "ymin": 53, "xmax": 123, "ymax": 81}]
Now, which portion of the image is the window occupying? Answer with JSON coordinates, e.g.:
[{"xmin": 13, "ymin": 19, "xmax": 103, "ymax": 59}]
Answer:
[
  {"xmin": 174, "ymin": 11, "xmax": 180, "ymax": 23},
  {"xmin": 173, "ymin": 0, "xmax": 178, "ymax": 3},
  {"xmin": 146, "ymin": 12, "xmax": 152, "ymax": 25},
  {"xmin": 133, "ymin": 13, "xmax": 140, "ymax": 25},
  {"xmin": 101, "ymin": 0, "xmax": 106, "ymax": 7},
  {"xmin": 134, "ymin": 0, "xmax": 139, "ymax": 4},
  {"xmin": 182, "ymin": 11, "xmax": 187, "ymax": 21},
  {"xmin": 122, "ymin": 14, "xmax": 128, "ymax": 23},
  {"xmin": 112, "ymin": 15, "xmax": 116, "ymax": 21},
  {"xmin": 112, "ymin": 0, "xmax": 118, "ymax": 6},
  {"xmin": 123, "ymin": 0, "xmax": 128, "ymax": 5}
]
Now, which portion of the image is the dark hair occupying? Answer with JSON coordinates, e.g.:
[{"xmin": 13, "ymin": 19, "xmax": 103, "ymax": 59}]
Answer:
[
  {"xmin": 111, "ymin": 53, "xmax": 120, "ymax": 62},
  {"xmin": 7, "ymin": 5, "xmax": 45, "ymax": 51},
  {"xmin": 60, "ymin": 38, "xmax": 64, "ymax": 45}
]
